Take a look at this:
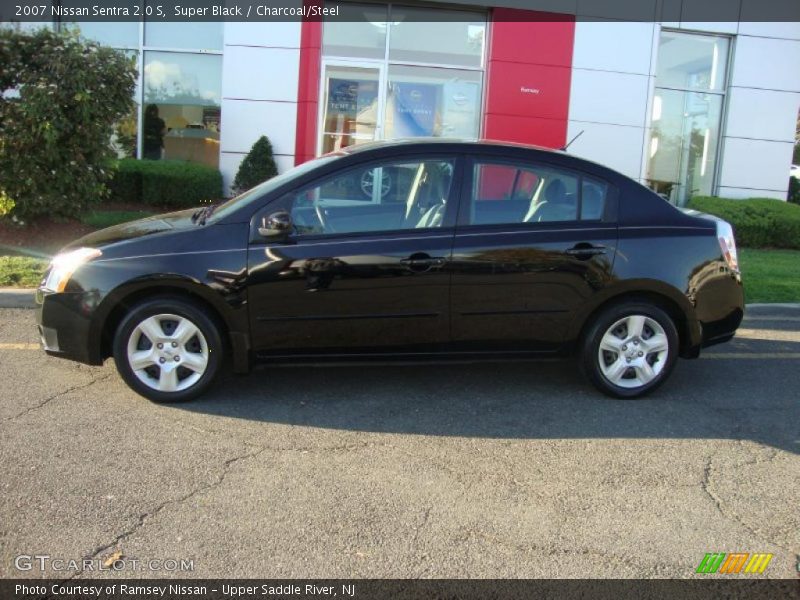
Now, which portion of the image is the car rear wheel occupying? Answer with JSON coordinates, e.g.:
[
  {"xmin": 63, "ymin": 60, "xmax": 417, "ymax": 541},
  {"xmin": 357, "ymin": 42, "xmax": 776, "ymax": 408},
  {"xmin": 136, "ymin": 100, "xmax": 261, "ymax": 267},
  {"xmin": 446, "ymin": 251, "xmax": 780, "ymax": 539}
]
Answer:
[
  {"xmin": 581, "ymin": 301, "xmax": 678, "ymax": 399},
  {"xmin": 113, "ymin": 297, "xmax": 223, "ymax": 402}
]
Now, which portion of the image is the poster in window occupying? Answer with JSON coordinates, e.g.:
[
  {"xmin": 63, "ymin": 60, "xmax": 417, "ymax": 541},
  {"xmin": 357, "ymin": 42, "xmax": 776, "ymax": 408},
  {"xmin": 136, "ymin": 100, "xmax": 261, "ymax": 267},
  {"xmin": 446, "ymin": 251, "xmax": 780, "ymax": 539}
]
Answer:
[
  {"xmin": 389, "ymin": 82, "xmax": 438, "ymax": 137},
  {"xmin": 442, "ymin": 80, "xmax": 479, "ymax": 138},
  {"xmin": 326, "ymin": 79, "xmax": 378, "ymax": 132}
]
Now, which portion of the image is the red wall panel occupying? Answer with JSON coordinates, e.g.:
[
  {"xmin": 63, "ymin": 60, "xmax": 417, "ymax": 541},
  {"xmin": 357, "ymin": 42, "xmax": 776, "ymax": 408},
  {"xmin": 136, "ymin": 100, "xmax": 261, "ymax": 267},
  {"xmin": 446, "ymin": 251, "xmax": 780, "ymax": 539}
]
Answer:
[
  {"xmin": 489, "ymin": 9, "xmax": 576, "ymax": 67},
  {"xmin": 485, "ymin": 62, "xmax": 571, "ymax": 121},
  {"xmin": 294, "ymin": 1, "xmax": 323, "ymax": 165},
  {"xmin": 484, "ymin": 114, "xmax": 569, "ymax": 149},
  {"xmin": 484, "ymin": 9, "xmax": 575, "ymax": 149}
]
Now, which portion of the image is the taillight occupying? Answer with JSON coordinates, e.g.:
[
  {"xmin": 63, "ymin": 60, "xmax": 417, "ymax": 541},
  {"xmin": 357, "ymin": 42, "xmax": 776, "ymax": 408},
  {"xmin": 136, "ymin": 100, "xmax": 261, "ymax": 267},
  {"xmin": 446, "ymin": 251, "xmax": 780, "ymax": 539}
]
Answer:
[{"xmin": 716, "ymin": 221, "xmax": 739, "ymax": 273}]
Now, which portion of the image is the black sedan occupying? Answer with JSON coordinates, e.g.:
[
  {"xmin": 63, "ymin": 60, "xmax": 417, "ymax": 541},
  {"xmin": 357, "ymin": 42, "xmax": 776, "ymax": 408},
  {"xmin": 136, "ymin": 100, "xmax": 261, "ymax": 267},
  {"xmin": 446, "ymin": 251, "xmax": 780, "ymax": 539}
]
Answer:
[{"xmin": 36, "ymin": 140, "xmax": 744, "ymax": 402}]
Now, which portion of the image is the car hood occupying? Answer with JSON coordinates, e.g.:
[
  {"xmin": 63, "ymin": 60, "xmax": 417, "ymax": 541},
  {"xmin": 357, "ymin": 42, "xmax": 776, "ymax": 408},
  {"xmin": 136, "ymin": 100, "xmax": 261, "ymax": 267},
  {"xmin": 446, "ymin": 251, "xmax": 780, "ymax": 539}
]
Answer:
[{"xmin": 63, "ymin": 208, "xmax": 198, "ymax": 251}]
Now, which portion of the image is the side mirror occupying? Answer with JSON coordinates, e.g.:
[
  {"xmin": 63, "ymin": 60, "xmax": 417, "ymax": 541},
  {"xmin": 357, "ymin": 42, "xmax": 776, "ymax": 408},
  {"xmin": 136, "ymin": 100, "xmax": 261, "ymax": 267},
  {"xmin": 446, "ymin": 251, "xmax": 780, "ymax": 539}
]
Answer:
[{"xmin": 258, "ymin": 211, "xmax": 293, "ymax": 238}]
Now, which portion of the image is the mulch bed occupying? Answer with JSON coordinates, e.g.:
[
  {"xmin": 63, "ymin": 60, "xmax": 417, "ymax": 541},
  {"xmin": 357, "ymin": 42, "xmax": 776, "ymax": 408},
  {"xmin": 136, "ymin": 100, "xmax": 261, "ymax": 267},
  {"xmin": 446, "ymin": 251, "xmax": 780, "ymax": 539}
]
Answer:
[
  {"xmin": 0, "ymin": 203, "xmax": 168, "ymax": 257},
  {"xmin": 0, "ymin": 219, "xmax": 94, "ymax": 257}
]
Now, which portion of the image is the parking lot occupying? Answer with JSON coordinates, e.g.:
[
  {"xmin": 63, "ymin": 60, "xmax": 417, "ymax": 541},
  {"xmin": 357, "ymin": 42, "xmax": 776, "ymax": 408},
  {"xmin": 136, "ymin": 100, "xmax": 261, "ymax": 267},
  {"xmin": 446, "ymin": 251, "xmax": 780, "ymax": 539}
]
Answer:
[{"xmin": 0, "ymin": 304, "xmax": 798, "ymax": 579}]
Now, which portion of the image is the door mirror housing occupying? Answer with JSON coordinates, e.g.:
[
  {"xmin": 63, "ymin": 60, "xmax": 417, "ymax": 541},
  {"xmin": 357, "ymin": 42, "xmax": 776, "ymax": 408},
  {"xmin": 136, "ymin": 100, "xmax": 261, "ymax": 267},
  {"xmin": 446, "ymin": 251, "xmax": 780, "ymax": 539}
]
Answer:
[{"xmin": 258, "ymin": 211, "xmax": 293, "ymax": 239}]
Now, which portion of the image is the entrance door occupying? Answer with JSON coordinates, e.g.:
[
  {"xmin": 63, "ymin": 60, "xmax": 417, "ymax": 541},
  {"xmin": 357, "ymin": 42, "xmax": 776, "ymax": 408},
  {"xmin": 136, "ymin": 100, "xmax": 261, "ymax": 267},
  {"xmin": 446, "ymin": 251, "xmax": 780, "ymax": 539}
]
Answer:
[{"xmin": 318, "ymin": 63, "xmax": 387, "ymax": 155}]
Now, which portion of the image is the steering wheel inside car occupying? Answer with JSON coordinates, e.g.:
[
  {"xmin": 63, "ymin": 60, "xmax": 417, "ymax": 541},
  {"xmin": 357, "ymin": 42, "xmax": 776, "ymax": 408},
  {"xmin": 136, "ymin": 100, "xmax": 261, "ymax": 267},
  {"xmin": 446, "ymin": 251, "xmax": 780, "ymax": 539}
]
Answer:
[{"xmin": 315, "ymin": 201, "xmax": 332, "ymax": 234}]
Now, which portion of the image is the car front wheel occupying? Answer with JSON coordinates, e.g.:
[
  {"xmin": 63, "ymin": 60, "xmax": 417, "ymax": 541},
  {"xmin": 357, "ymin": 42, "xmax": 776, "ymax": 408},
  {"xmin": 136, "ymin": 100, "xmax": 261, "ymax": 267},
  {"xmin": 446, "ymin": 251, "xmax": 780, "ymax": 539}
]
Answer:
[
  {"xmin": 113, "ymin": 297, "xmax": 223, "ymax": 402},
  {"xmin": 581, "ymin": 301, "xmax": 679, "ymax": 399}
]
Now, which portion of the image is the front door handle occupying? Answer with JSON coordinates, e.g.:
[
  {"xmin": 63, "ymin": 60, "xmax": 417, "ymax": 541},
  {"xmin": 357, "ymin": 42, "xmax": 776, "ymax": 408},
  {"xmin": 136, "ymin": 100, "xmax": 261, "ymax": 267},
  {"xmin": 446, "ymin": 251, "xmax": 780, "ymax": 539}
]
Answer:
[
  {"xmin": 564, "ymin": 243, "xmax": 607, "ymax": 258},
  {"xmin": 400, "ymin": 253, "xmax": 446, "ymax": 271},
  {"xmin": 400, "ymin": 257, "xmax": 446, "ymax": 266}
]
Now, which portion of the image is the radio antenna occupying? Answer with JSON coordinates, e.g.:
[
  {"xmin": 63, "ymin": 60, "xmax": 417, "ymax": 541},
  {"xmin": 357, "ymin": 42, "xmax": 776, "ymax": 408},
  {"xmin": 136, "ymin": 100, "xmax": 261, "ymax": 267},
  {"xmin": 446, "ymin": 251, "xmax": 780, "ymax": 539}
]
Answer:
[{"xmin": 562, "ymin": 130, "xmax": 584, "ymax": 151}]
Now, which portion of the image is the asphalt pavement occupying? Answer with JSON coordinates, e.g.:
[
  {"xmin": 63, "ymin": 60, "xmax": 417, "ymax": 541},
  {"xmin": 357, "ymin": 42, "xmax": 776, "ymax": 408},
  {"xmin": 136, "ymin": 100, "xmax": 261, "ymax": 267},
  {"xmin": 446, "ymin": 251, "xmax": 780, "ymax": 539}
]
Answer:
[{"xmin": 0, "ymin": 304, "xmax": 798, "ymax": 579}]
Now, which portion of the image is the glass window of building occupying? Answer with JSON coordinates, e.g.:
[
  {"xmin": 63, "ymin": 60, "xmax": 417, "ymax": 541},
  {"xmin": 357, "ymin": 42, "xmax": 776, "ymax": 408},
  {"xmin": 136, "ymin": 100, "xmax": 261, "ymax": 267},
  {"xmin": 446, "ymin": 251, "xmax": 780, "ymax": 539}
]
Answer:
[
  {"xmin": 145, "ymin": 21, "xmax": 223, "ymax": 51},
  {"xmin": 321, "ymin": 3, "xmax": 486, "ymax": 155},
  {"xmin": 321, "ymin": 3, "xmax": 388, "ymax": 60},
  {"xmin": 68, "ymin": 15, "xmax": 223, "ymax": 168},
  {"xmin": 143, "ymin": 52, "xmax": 222, "ymax": 167},
  {"xmin": 388, "ymin": 8, "xmax": 485, "ymax": 68},
  {"xmin": 646, "ymin": 31, "xmax": 730, "ymax": 206},
  {"xmin": 385, "ymin": 66, "xmax": 482, "ymax": 139},
  {"xmin": 74, "ymin": 21, "xmax": 139, "ymax": 48}
]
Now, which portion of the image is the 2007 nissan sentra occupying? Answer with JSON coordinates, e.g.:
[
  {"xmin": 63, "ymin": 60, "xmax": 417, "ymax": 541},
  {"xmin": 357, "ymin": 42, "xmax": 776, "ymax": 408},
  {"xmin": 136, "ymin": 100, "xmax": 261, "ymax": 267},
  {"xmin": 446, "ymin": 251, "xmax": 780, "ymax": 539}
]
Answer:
[{"xmin": 35, "ymin": 140, "xmax": 744, "ymax": 402}]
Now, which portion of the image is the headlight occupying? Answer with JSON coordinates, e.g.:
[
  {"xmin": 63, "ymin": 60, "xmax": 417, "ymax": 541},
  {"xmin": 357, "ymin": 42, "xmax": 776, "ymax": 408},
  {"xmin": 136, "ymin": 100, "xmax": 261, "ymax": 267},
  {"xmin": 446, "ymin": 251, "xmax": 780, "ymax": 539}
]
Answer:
[{"xmin": 44, "ymin": 247, "xmax": 102, "ymax": 292}]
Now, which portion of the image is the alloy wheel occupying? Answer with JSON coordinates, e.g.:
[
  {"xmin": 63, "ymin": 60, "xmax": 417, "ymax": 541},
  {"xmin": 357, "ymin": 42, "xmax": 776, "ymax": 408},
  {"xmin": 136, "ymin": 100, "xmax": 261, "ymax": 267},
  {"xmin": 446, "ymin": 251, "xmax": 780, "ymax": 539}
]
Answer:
[
  {"xmin": 126, "ymin": 313, "xmax": 209, "ymax": 393},
  {"xmin": 597, "ymin": 314, "xmax": 669, "ymax": 389}
]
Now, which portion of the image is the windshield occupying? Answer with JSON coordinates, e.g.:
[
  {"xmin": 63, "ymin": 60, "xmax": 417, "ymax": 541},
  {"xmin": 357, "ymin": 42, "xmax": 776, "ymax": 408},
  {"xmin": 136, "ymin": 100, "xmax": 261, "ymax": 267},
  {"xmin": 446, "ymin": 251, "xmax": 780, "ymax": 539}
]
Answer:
[{"xmin": 208, "ymin": 154, "xmax": 341, "ymax": 223}]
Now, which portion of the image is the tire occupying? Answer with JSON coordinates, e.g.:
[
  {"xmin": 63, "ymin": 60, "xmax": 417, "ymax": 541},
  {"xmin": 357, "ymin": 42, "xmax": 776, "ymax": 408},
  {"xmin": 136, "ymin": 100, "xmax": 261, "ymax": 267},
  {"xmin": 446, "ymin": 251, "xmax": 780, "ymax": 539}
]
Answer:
[
  {"xmin": 113, "ymin": 297, "xmax": 223, "ymax": 403},
  {"xmin": 580, "ymin": 301, "xmax": 679, "ymax": 399}
]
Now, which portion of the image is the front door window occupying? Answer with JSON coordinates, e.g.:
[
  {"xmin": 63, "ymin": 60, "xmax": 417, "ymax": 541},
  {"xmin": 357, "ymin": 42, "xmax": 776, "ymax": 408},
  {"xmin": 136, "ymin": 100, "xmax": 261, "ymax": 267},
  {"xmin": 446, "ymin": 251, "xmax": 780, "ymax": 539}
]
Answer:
[{"xmin": 272, "ymin": 158, "xmax": 456, "ymax": 236}]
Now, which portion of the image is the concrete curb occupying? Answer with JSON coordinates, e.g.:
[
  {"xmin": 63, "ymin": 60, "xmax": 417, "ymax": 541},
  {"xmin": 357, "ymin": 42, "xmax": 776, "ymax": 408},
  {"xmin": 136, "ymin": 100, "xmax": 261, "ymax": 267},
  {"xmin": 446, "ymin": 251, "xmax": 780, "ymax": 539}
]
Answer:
[
  {"xmin": 746, "ymin": 303, "xmax": 800, "ymax": 309},
  {"xmin": 0, "ymin": 288, "xmax": 36, "ymax": 309},
  {"xmin": 0, "ymin": 288, "xmax": 36, "ymax": 308},
  {"xmin": 1, "ymin": 287, "xmax": 799, "ymax": 312}
]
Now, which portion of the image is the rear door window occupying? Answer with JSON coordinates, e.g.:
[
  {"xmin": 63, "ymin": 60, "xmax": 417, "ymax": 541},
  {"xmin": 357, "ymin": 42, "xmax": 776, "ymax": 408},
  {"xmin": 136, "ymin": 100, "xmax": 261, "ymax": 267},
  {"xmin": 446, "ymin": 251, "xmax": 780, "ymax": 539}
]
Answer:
[{"xmin": 465, "ymin": 160, "xmax": 608, "ymax": 226}]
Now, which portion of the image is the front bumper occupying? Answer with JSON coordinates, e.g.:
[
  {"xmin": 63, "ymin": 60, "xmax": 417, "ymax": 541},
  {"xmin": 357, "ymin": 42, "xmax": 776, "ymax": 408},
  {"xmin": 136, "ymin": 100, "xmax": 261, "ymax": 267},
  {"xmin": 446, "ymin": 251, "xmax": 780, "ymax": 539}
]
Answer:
[{"xmin": 35, "ymin": 288, "xmax": 103, "ymax": 365}]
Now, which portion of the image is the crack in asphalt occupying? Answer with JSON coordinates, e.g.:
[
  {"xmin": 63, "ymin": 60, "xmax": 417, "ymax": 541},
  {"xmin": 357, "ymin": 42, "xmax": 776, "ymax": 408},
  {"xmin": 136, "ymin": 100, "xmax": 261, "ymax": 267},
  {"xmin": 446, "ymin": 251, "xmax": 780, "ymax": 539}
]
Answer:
[
  {"xmin": 457, "ymin": 526, "xmax": 679, "ymax": 576},
  {"xmin": 409, "ymin": 506, "xmax": 433, "ymax": 577},
  {"xmin": 0, "ymin": 374, "xmax": 113, "ymax": 424},
  {"xmin": 700, "ymin": 450, "xmax": 798, "ymax": 556},
  {"xmin": 60, "ymin": 438, "xmax": 387, "ymax": 581},
  {"xmin": 96, "ymin": 442, "xmax": 270, "ymax": 550},
  {"xmin": 51, "ymin": 441, "xmax": 272, "ymax": 584}
]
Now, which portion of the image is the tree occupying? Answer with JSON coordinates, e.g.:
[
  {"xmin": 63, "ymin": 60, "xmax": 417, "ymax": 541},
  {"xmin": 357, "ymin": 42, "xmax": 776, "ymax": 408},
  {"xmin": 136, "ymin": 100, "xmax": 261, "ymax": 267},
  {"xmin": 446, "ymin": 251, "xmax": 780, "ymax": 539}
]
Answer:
[
  {"xmin": 232, "ymin": 136, "xmax": 279, "ymax": 195},
  {"xmin": 0, "ymin": 27, "xmax": 136, "ymax": 220}
]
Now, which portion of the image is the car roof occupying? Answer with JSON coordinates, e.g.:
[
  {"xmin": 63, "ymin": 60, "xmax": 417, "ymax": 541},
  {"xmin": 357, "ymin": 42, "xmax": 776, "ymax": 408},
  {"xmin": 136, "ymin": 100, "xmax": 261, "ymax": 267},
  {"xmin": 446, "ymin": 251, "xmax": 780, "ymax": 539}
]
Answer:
[
  {"xmin": 334, "ymin": 138, "xmax": 628, "ymax": 183},
  {"xmin": 339, "ymin": 138, "xmax": 567, "ymax": 156}
]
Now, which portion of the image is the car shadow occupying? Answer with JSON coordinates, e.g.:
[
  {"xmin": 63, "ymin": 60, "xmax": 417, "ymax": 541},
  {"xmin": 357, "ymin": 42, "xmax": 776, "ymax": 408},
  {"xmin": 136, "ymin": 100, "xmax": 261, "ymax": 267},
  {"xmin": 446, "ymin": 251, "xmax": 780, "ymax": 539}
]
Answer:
[{"xmin": 173, "ymin": 356, "xmax": 798, "ymax": 455}]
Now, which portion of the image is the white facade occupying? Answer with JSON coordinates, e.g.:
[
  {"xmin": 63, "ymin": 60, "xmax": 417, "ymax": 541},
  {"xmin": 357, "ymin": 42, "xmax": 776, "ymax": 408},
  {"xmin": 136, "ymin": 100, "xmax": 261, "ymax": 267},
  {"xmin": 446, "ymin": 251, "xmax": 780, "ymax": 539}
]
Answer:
[
  {"xmin": 11, "ymin": 2, "xmax": 795, "ymax": 202},
  {"xmin": 219, "ymin": 14, "xmax": 799, "ymax": 201}
]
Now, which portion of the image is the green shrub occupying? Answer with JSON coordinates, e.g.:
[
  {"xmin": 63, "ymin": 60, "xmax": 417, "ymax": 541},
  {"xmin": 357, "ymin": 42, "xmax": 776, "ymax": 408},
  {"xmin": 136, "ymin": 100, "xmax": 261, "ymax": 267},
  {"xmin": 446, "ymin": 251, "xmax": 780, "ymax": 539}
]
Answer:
[
  {"xmin": 232, "ymin": 136, "xmax": 278, "ymax": 195},
  {"xmin": 789, "ymin": 176, "xmax": 799, "ymax": 205},
  {"xmin": 0, "ymin": 27, "xmax": 136, "ymax": 219},
  {"xmin": 688, "ymin": 196, "xmax": 800, "ymax": 249},
  {"xmin": 106, "ymin": 159, "xmax": 222, "ymax": 209},
  {"xmin": 107, "ymin": 158, "xmax": 142, "ymax": 205},
  {"xmin": 140, "ymin": 160, "xmax": 223, "ymax": 208},
  {"xmin": 0, "ymin": 190, "xmax": 14, "ymax": 217}
]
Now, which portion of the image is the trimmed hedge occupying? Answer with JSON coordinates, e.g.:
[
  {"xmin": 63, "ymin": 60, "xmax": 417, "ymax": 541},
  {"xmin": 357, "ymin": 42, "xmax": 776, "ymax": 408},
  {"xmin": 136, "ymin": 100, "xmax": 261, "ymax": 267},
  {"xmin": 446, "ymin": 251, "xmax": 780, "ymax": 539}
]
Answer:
[
  {"xmin": 688, "ymin": 196, "xmax": 800, "ymax": 250},
  {"xmin": 107, "ymin": 159, "xmax": 142, "ymax": 205},
  {"xmin": 789, "ymin": 176, "xmax": 799, "ymax": 205},
  {"xmin": 108, "ymin": 159, "xmax": 222, "ymax": 208}
]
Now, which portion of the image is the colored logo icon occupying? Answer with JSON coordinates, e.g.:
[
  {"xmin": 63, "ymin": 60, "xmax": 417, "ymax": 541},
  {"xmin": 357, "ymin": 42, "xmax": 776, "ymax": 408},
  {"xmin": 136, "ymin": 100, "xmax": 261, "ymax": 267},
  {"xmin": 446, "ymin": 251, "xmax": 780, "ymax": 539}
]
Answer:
[{"xmin": 696, "ymin": 553, "xmax": 773, "ymax": 574}]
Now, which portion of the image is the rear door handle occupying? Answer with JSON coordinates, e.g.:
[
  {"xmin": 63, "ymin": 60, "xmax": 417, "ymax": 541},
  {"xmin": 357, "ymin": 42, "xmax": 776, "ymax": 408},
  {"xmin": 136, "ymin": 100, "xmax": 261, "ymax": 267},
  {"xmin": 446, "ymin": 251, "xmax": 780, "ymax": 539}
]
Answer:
[{"xmin": 564, "ymin": 244, "xmax": 607, "ymax": 257}]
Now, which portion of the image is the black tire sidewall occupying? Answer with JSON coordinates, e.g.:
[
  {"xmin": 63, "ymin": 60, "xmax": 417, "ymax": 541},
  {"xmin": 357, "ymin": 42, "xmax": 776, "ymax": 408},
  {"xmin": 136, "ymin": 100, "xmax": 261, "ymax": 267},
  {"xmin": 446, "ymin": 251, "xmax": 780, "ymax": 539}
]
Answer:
[
  {"xmin": 113, "ymin": 297, "xmax": 223, "ymax": 403},
  {"xmin": 582, "ymin": 302, "xmax": 679, "ymax": 399}
]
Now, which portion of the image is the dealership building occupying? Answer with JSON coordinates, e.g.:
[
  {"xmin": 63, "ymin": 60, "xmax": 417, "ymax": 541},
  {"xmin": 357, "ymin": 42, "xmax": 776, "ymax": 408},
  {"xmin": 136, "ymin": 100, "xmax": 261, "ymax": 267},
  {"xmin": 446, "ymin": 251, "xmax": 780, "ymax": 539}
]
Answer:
[{"xmin": 7, "ymin": 0, "xmax": 800, "ymax": 203}]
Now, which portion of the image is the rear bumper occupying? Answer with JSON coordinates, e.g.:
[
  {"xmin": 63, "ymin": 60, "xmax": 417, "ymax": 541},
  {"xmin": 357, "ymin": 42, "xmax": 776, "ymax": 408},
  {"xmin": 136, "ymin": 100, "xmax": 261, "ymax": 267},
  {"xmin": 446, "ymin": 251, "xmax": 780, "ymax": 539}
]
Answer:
[
  {"xmin": 35, "ymin": 288, "xmax": 103, "ymax": 365},
  {"xmin": 690, "ymin": 273, "xmax": 745, "ymax": 355},
  {"xmin": 700, "ymin": 307, "xmax": 744, "ymax": 348}
]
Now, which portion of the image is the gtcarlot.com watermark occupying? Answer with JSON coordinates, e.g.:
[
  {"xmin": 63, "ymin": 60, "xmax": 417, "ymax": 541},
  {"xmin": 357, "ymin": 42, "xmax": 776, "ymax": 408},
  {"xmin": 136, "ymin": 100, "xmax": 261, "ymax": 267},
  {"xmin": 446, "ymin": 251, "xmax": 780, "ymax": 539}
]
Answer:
[{"xmin": 14, "ymin": 554, "xmax": 194, "ymax": 573}]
